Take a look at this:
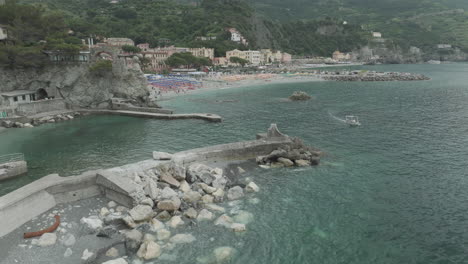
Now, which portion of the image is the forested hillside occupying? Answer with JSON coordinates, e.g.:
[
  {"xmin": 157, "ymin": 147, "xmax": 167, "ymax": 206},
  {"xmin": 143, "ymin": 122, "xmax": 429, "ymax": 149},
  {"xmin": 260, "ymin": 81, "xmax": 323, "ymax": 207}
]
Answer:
[
  {"xmin": 17, "ymin": 0, "xmax": 368, "ymax": 56},
  {"xmin": 250, "ymin": 0, "xmax": 468, "ymax": 52}
]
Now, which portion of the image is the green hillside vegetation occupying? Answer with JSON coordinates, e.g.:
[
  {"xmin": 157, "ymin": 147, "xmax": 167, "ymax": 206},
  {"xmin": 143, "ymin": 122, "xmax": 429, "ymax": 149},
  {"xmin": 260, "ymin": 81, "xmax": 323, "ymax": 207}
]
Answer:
[
  {"xmin": 0, "ymin": 0, "xmax": 83, "ymax": 69},
  {"xmin": 18, "ymin": 0, "xmax": 369, "ymax": 56},
  {"xmin": 250, "ymin": 0, "xmax": 468, "ymax": 52}
]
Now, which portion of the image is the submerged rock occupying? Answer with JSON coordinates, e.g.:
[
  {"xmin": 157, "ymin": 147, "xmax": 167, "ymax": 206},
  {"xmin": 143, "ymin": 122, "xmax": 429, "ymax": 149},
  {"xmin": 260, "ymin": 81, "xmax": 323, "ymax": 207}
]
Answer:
[
  {"xmin": 80, "ymin": 216, "xmax": 103, "ymax": 231},
  {"xmin": 169, "ymin": 234, "xmax": 196, "ymax": 244},
  {"xmin": 214, "ymin": 214, "xmax": 234, "ymax": 228},
  {"xmin": 227, "ymin": 186, "xmax": 244, "ymax": 201},
  {"xmin": 63, "ymin": 248, "xmax": 73, "ymax": 258},
  {"xmin": 105, "ymin": 247, "xmax": 119, "ymax": 258},
  {"xmin": 102, "ymin": 258, "xmax": 128, "ymax": 264},
  {"xmin": 245, "ymin": 182, "xmax": 259, "ymax": 193},
  {"xmin": 197, "ymin": 209, "xmax": 214, "ymax": 221},
  {"xmin": 81, "ymin": 249, "xmax": 94, "ymax": 261},
  {"xmin": 38, "ymin": 233, "xmax": 57, "ymax": 247},
  {"xmin": 157, "ymin": 229, "xmax": 171, "ymax": 241},
  {"xmin": 213, "ymin": 247, "xmax": 236, "ymax": 263},
  {"xmin": 137, "ymin": 241, "xmax": 161, "ymax": 260}
]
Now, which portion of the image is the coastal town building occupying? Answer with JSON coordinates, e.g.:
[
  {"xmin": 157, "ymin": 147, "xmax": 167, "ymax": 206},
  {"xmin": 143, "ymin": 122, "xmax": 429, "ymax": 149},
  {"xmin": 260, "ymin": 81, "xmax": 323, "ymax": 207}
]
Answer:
[
  {"xmin": 437, "ymin": 44, "xmax": 452, "ymax": 49},
  {"xmin": 0, "ymin": 90, "xmax": 36, "ymax": 106},
  {"xmin": 227, "ymin": 49, "xmax": 292, "ymax": 65},
  {"xmin": 332, "ymin": 50, "xmax": 351, "ymax": 61},
  {"xmin": 227, "ymin": 28, "xmax": 248, "ymax": 46},
  {"xmin": 0, "ymin": 25, "xmax": 7, "ymax": 40},
  {"xmin": 102, "ymin": 38, "xmax": 135, "ymax": 47},
  {"xmin": 213, "ymin": 57, "xmax": 229, "ymax": 67},
  {"xmin": 196, "ymin": 36, "xmax": 217, "ymax": 41},
  {"xmin": 137, "ymin": 44, "xmax": 214, "ymax": 72}
]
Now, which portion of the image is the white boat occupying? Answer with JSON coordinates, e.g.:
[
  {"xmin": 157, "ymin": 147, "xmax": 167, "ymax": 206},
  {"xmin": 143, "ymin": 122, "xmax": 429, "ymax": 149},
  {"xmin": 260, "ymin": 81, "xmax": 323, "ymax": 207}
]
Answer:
[{"xmin": 345, "ymin": 116, "xmax": 361, "ymax": 126}]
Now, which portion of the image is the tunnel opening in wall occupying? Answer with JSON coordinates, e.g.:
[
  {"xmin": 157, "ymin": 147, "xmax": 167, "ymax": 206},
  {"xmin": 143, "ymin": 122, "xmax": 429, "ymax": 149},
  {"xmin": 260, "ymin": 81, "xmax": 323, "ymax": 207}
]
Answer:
[{"xmin": 36, "ymin": 88, "xmax": 48, "ymax": 100}]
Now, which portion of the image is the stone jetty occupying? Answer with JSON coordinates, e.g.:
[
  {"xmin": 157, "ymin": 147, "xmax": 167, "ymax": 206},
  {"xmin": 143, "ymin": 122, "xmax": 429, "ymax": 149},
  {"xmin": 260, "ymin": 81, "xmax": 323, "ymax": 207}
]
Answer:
[
  {"xmin": 80, "ymin": 109, "xmax": 222, "ymax": 123},
  {"xmin": 0, "ymin": 125, "xmax": 319, "ymax": 263},
  {"xmin": 320, "ymin": 70, "xmax": 430, "ymax": 81}
]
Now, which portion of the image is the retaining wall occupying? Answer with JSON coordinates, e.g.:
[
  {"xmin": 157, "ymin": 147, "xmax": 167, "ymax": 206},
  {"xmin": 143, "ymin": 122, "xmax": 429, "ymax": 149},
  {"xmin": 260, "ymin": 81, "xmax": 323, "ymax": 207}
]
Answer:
[{"xmin": 16, "ymin": 99, "xmax": 67, "ymax": 116}]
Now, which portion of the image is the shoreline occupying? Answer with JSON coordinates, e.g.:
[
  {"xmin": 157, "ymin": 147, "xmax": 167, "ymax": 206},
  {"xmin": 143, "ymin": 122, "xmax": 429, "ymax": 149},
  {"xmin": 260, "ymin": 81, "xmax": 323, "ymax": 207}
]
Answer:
[{"xmin": 155, "ymin": 74, "xmax": 322, "ymax": 102}]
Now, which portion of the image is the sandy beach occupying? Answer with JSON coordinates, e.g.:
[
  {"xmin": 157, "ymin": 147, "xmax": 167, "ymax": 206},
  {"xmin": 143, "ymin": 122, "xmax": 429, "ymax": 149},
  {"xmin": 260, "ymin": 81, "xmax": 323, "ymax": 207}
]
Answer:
[{"xmin": 155, "ymin": 74, "xmax": 322, "ymax": 101}]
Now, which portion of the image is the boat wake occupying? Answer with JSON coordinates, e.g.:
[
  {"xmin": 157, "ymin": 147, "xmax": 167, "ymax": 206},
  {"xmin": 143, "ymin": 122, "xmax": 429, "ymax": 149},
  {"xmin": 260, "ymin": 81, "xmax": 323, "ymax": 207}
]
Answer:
[{"xmin": 328, "ymin": 111, "xmax": 347, "ymax": 123}]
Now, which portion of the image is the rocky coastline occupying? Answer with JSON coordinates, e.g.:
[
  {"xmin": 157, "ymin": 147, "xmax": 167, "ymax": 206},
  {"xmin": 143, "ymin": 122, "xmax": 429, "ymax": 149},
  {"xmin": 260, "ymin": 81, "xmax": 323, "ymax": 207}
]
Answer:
[
  {"xmin": 1, "ymin": 125, "xmax": 320, "ymax": 263},
  {"xmin": 320, "ymin": 71, "xmax": 430, "ymax": 81},
  {"xmin": 1, "ymin": 112, "xmax": 85, "ymax": 129}
]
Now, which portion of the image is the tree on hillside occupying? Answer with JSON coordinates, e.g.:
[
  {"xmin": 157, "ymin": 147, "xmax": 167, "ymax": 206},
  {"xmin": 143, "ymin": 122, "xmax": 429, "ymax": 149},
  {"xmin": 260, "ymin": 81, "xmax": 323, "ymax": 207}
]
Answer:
[
  {"xmin": 229, "ymin": 56, "xmax": 249, "ymax": 66},
  {"xmin": 166, "ymin": 52, "xmax": 212, "ymax": 68},
  {"xmin": 121, "ymin": 45, "xmax": 141, "ymax": 53}
]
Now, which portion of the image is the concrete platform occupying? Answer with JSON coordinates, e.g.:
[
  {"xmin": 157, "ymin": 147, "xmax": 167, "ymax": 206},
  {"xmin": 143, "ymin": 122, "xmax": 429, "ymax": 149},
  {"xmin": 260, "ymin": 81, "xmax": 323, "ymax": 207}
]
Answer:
[{"xmin": 81, "ymin": 109, "xmax": 222, "ymax": 122}]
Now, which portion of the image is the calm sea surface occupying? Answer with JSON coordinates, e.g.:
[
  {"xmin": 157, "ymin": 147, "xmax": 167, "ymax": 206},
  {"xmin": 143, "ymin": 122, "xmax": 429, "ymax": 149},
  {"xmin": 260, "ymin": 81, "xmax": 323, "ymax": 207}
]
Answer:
[{"xmin": 1, "ymin": 64, "xmax": 468, "ymax": 263}]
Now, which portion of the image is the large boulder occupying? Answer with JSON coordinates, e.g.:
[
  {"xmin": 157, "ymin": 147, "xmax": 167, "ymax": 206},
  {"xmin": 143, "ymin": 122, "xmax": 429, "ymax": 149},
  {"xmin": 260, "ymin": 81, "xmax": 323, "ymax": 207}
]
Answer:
[
  {"xmin": 144, "ymin": 179, "xmax": 160, "ymax": 200},
  {"xmin": 129, "ymin": 205, "xmax": 154, "ymax": 222},
  {"xmin": 153, "ymin": 151, "xmax": 172, "ymax": 161},
  {"xmin": 157, "ymin": 197, "xmax": 181, "ymax": 211},
  {"xmin": 80, "ymin": 216, "xmax": 103, "ymax": 232},
  {"xmin": 37, "ymin": 233, "xmax": 57, "ymax": 247},
  {"xmin": 124, "ymin": 229, "xmax": 143, "ymax": 253},
  {"xmin": 187, "ymin": 163, "xmax": 216, "ymax": 184},
  {"xmin": 160, "ymin": 174, "xmax": 180, "ymax": 188},
  {"xmin": 288, "ymin": 91, "xmax": 312, "ymax": 101},
  {"xmin": 197, "ymin": 209, "xmax": 214, "ymax": 221},
  {"xmin": 277, "ymin": 157, "xmax": 294, "ymax": 167},
  {"xmin": 213, "ymin": 247, "xmax": 236, "ymax": 263},
  {"xmin": 183, "ymin": 191, "xmax": 202, "ymax": 204},
  {"xmin": 214, "ymin": 214, "xmax": 234, "ymax": 228},
  {"xmin": 227, "ymin": 186, "xmax": 244, "ymax": 201},
  {"xmin": 245, "ymin": 182, "xmax": 259, "ymax": 193},
  {"xmin": 160, "ymin": 187, "xmax": 178, "ymax": 200},
  {"xmin": 137, "ymin": 241, "xmax": 161, "ymax": 260},
  {"xmin": 169, "ymin": 234, "xmax": 196, "ymax": 244}
]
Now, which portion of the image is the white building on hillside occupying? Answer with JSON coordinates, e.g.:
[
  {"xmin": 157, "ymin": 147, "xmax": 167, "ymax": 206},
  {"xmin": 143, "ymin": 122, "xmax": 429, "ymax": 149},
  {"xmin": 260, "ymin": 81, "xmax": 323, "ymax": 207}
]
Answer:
[
  {"xmin": 372, "ymin": 32, "xmax": 382, "ymax": 38},
  {"xmin": 0, "ymin": 25, "xmax": 7, "ymax": 40}
]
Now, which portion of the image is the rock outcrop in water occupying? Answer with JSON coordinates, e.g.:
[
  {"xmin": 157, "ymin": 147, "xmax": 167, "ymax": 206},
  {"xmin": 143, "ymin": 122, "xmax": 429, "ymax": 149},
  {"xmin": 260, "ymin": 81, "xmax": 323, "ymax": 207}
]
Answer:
[
  {"xmin": 288, "ymin": 91, "xmax": 312, "ymax": 101},
  {"xmin": 256, "ymin": 137, "xmax": 321, "ymax": 168}
]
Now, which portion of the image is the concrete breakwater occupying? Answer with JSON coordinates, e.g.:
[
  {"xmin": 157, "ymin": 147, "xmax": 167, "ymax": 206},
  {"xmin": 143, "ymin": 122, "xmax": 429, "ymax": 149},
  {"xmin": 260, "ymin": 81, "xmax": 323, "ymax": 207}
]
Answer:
[
  {"xmin": 320, "ymin": 71, "xmax": 430, "ymax": 81},
  {"xmin": 0, "ymin": 125, "xmax": 319, "ymax": 263},
  {"xmin": 80, "ymin": 109, "xmax": 223, "ymax": 123}
]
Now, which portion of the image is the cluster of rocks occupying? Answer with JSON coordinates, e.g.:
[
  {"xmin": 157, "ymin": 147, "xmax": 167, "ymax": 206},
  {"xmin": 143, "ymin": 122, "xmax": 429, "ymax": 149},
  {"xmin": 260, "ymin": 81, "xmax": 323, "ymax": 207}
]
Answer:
[
  {"xmin": 321, "ymin": 71, "xmax": 430, "ymax": 82},
  {"xmin": 288, "ymin": 91, "xmax": 312, "ymax": 101},
  {"xmin": 256, "ymin": 140, "xmax": 321, "ymax": 168},
  {"xmin": 77, "ymin": 157, "xmax": 259, "ymax": 263},
  {"xmin": 1, "ymin": 112, "xmax": 83, "ymax": 129}
]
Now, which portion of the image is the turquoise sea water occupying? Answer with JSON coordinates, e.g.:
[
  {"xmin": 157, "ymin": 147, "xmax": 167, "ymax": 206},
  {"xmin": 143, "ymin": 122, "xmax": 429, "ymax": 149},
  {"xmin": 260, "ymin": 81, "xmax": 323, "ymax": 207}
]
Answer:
[{"xmin": 1, "ymin": 64, "xmax": 468, "ymax": 263}]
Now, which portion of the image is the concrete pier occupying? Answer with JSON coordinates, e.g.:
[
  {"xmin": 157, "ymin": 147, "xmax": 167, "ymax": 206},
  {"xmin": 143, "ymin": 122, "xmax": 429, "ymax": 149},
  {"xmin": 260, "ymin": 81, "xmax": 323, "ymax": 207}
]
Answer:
[{"xmin": 80, "ymin": 109, "xmax": 222, "ymax": 122}]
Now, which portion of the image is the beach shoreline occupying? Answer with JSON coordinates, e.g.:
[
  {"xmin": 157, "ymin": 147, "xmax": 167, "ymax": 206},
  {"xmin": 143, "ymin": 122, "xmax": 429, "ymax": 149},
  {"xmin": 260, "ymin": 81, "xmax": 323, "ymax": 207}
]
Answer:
[{"xmin": 155, "ymin": 74, "xmax": 322, "ymax": 102}]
